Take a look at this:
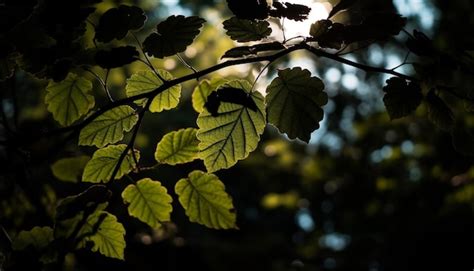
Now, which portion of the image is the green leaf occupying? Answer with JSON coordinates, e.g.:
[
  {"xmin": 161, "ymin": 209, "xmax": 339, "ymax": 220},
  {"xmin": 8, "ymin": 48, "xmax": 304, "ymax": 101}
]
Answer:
[
  {"xmin": 125, "ymin": 70, "xmax": 181, "ymax": 113},
  {"xmin": 77, "ymin": 211, "xmax": 126, "ymax": 260},
  {"xmin": 266, "ymin": 67, "xmax": 328, "ymax": 142},
  {"xmin": 79, "ymin": 105, "xmax": 138, "ymax": 147},
  {"xmin": 45, "ymin": 73, "xmax": 95, "ymax": 126},
  {"xmin": 122, "ymin": 178, "xmax": 173, "ymax": 228},
  {"xmin": 175, "ymin": 170, "xmax": 237, "ymax": 229},
  {"xmin": 143, "ymin": 15, "xmax": 205, "ymax": 58},
  {"xmin": 382, "ymin": 77, "xmax": 423, "ymax": 120},
  {"xmin": 192, "ymin": 78, "xmax": 227, "ymax": 113},
  {"xmin": 51, "ymin": 155, "xmax": 90, "ymax": 182},
  {"xmin": 12, "ymin": 226, "xmax": 53, "ymax": 251},
  {"xmin": 155, "ymin": 128, "xmax": 200, "ymax": 165},
  {"xmin": 223, "ymin": 17, "xmax": 272, "ymax": 42},
  {"xmin": 426, "ymin": 90, "xmax": 454, "ymax": 131},
  {"xmin": 82, "ymin": 144, "xmax": 139, "ymax": 183},
  {"xmin": 196, "ymin": 80, "xmax": 266, "ymax": 172}
]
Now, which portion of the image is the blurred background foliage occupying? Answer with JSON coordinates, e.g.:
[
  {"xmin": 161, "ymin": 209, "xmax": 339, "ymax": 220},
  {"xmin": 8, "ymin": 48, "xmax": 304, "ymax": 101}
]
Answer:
[{"xmin": 1, "ymin": 0, "xmax": 474, "ymax": 270}]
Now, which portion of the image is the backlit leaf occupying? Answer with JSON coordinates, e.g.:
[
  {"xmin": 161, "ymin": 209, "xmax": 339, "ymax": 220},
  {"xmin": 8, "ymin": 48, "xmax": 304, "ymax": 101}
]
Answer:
[
  {"xmin": 155, "ymin": 128, "xmax": 199, "ymax": 165},
  {"xmin": 122, "ymin": 178, "xmax": 173, "ymax": 228},
  {"xmin": 45, "ymin": 73, "xmax": 94, "ymax": 126},
  {"xmin": 143, "ymin": 15, "xmax": 205, "ymax": 58},
  {"xmin": 125, "ymin": 70, "xmax": 181, "ymax": 113},
  {"xmin": 51, "ymin": 155, "xmax": 90, "ymax": 182},
  {"xmin": 82, "ymin": 144, "xmax": 139, "ymax": 183},
  {"xmin": 79, "ymin": 105, "xmax": 138, "ymax": 148},
  {"xmin": 223, "ymin": 17, "xmax": 272, "ymax": 42},
  {"xmin": 95, "ymin": 5, "xmax": 146, "ymax": 43},
  {"xmin": 77, "ymin": 211, "xmax": 126, "ymax": 260},
  {"xmin": 175, "ymin": 170, "xmax": 237, "ymax": 229},
  {"xmin": 192, "ymin": 78, "xmax": 227, "ymax": 113},
  {"xmin": 266, "ymin": 67, "xmax": 327, "ymax": 142},
  {"xmin": 197, "ymin": 80, "xmax": 266, "ymax": 172},
  {"xmin": 426, "ymin": 90, "xmax": 454, "ymax": 131}
]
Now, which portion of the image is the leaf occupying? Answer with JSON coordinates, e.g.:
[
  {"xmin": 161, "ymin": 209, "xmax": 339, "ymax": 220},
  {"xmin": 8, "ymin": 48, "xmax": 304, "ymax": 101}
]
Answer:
[
  {"xmin": 51, "ymin": 155, "xmax": 90, "ymax": 182},
  {"xmin": 222, "ymin": 41, "xmax": 285, "ymax": 59},
  {"xmin": 328, "ymin": 0, "xmax": 357, "ymax": 19},
  {"xmin": 425, "ymin": 90, "xmax": 455, "ymax": 131},
  {"xmin": 77, "ymin": 211, "xmax": 126, "ymax": 260},
  {"xmin": 122, "ymin": 178, "xmax": 173, "ymax": 228},
  {"xmin": 266, "ymin": 67, "xmax": 327, "ymax": 142},
  {"xmin": 95, "ymin": 46, "xmax": 139, "ymax": 69},
  {"xmin": 126, "ymin": 70, "xmax": 181, "ymax": 113},
  {"xmin": 79, "ymin": 105, "xmax": 138, "ymax": 148},
  {"xmin": 45, "ymin": 73, "xmax": 95, "ymax": 126},
  {"xmin": 309, "ymin": 20, "xmax": 332, "ymax": 38},
  {"xmin": 95, "ymin": 5, "xmax": 147, "ymax": 43},
  {"xmin": 226, "ymin": 0, "xmax": 269, "ymax": 20},
  {"xmin": 175, "ymin": 170, "xmax": 237, "ymax": 229},
  {"xmin": 269, "ymin": 2, "xmax": 311, "ymax": 21},
  {"xmin": 197, "ymin": 80, "xmax": 266, "ymax": 172},
  {"xmin": 155, "ymin": 128, "xmax": 200, "ymax": 165},
  {"xmin": 143, "ymin": 15, "xmax": 205, "ymax": 58},
  {"xmin": 382, "ymin": 77, "xmax": 423, "ymax": 120},
  {"xmin": 192, "ymin": 78, "xmax": 227, "ymax": 113},
  {"xmin": 12, "ymin": 226, "xmax": 53, "ymax": 251},
  {"xmin": 223, "ymin": 17, "xmax": 272, "ymax": 42},
  {"xmin": 56, "ymin": 185, "xmax": 111, "ymax": 221},
  {"xmin": 204, "ymin": 87, "xmax": 258, "ymax": 116},
  {"xmin": 82, "ymin": 144, "xmax": 139, "ymax": 183}
]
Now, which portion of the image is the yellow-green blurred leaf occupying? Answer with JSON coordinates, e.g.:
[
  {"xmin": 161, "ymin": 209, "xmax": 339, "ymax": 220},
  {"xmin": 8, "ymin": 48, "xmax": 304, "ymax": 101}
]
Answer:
[{"xmin": 51, "ymin": 155, "xmax": 90, "ymax": 182}]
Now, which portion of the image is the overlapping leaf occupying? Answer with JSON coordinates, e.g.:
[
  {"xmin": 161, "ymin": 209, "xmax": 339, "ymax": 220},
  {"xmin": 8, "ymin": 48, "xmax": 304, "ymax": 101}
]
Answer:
[
  {"xmin": 192, "ymin": 78, "xmax": 227, "ymax": 113},
  {"xmin": 45, "ymin": 73, "xmax": 94, "ymax": 126},
  {"xmin": 222, "ymin": 42, "xmax": 285, "ymax": 59},
  {"xmin": 95, "ymin": 46, "xmax": 139, "ymax": 69},
  {"xmin": 155, "ymin": 128, "xmax": 200, "ymax": 165},
  {"xmin": 175, "ymin": 170, "xmax": 237, "ymax": 229},
  {"xmin": 122, "ymin": 178, "xmax": 173, "ymax": 228},
  {"xmin": 223, "ymin": 17, "xmax": 272, "ymax": 42},
  {"xmin": 126, "ymin": 70, "xmax": 181, "ymax": 113},
  {"xmin": 266, "ymin": 67, "xmax": 327, "ymax": 142},
  {"xmin": 79, "ymin": 105, "xmax": 138, "ymax": 148},
  {"xmin": 77, "ymin": 211, "xmax": 126, "ymax": 260},
  {"xmin": 196, "ymin": 80, "xmax": 266, "ymax": 172},
  {"xmin": 51, "ymin": 155, "xmax": 90, "ymax": 182},
  {"xmin": 382, "ymin": 77, "xmax": 423, "ymax": 120},
  {"xmin": 82, "ymin": 144, "xmax": 139, "ymax": 183},
  {"xmin": 426, "ymin": 90, "xmax": 454, "ymax": 131},
  {"xmin": 143, "ymin": 15, "xmax": 205, "ymax": 58},
  {"xmin": 12, "ymin": 226, "xmax": 54, "ymax": 251},
  {"xmin": 95, "ymin": 5, "xmax": 146, "ymax": 42}
]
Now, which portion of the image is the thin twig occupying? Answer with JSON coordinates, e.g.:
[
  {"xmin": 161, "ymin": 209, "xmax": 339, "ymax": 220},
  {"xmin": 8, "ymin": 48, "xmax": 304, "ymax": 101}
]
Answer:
[
  {"xmin": 130, "ymin": 32, "xmax": 167, "ymax": 82},
  {"xmin": 176, "ymin": 53, "xmax": 199, "ymax": 78},
  {"xmin": 390, "ymin": 51, "xmax": 411, "ymax": 71},
  {"xmin": 83, "ymin": 67, "xmax": 114, "ymax": 101}
]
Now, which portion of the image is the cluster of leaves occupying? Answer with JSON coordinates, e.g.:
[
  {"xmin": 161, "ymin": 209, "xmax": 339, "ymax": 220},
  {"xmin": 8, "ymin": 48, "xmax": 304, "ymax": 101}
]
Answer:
[{"xmin": 3, "ymin": 0, "xmax": 474, "ymax": 267}]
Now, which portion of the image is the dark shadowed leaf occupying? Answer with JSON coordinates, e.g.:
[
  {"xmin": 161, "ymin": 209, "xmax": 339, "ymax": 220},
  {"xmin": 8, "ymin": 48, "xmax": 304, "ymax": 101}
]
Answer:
[
  {"xmin": 266, "ymin": 67, "xmax": 328, "ymax": 142},
  {"xmin": 95, "ymin": 5, "xmax": 146, "ymax": 42},
  {"xmin": 223, "ymin": 17, "xmax": 272, "ymax": 42},
  {"xmin": 226, "ymin": 0, "xmax": 269, "ymax": 20},
  {"xmin": 269, "ymin": 2, "xmax": 311, "ymax": 21},
  {"xmin": 382, "ymin": 77, "xmax": 423, "ymax": 120},
  {"xmin": 204, "ymin": 87, "xmax": 258, "ymax": 116},
  {"xmin": 55, "ymin": 185, "xmax": 111, "ymax": 221},
  {"xmin": 328, "ymin": 0, "xmax": 358, "ymax": 19},
  {"xmin": 222, "ymin": 42, "xmax": 285, "ymax": 58},
  {"xmin": 143, "ymin": 15, "xmax": 205, "ymax": 58},
  {"xmin": 425, "ymin": 90, "xmax": 455, "ymax": 131},
  {"xmin": 95, "ymin": 46, "xmax": 139, "ymax": 69},
  {"xmin": 406, "ymin": 30, "xmax": 436, "ymax": 56}
]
